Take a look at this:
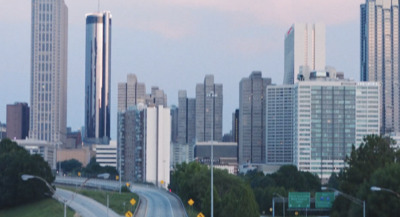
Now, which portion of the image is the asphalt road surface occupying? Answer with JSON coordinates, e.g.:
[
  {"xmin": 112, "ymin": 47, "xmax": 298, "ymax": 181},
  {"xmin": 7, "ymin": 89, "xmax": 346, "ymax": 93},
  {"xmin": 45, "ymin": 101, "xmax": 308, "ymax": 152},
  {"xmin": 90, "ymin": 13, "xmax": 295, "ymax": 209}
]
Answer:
[
  {"xmin": 54, "ymin": 188, "xmax": 121, "ymax": 217},
  {"xmin": 131, "ymin": 185, "xmax": 188, "ymax": 217},
  {"xmin": 55, "ymin": 177, "xmax": 188, "ymax": 217}
]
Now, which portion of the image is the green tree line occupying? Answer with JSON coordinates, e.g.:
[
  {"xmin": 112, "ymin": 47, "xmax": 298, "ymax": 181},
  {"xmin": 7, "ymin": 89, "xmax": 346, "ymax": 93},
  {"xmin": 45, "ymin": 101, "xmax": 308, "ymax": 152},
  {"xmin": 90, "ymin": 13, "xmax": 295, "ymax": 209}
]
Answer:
[
  {"xmin": 0, "ymin": 139, "xmax": 54, "ymax": 209},
  {"xmin": 329, "ymin": 135, "xmax": 400, "ymax": 217},
  {"xmin": 170, "ymin": 162, "xmax": 259, "ymax": 217}
]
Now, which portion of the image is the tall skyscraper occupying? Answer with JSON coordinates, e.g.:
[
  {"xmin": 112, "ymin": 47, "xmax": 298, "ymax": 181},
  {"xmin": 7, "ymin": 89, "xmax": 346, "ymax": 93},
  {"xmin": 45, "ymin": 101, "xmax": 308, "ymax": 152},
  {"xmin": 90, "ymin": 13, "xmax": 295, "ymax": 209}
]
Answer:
[
  {"xmin": 30, "ymin": 0, "xmax": 68, "ymax": 142},
  {"xmin": 172, "ymin": 90, "xmax": 196, "ymax": 165},
  {"xmin": 196, "ymin": 75, "xmax": 223, "ymax": 142},
  {"xmin": 118, "ymin": 74, "xmax": 146, "ymax": 112},
  {"xmin": 7, "ymin": 103, "xmax": 30, "ymax": 140},
  {"xmin": 178, "ymin": 90, "xmax": 196, "ymax": 145},
  {"xmin": 232, "ymin": 109, "xmax": 239, "ymax": 143},
  {"xmin": 284, "ymin": 23, "xmax": 325, "ymax": 84},
  {"xmin": 84, "ymin": 11, "xmax": 112, "ymax": 145},
  {"xmin": 266, "ymin": 85, "xmax": 294, "ymax": 164},
  {"xmin": 146, "ymin": 87, "xmax": 168, "ymax": 107},
  {"xmin": 238, "ymin": 71, "xmax": 271, "ymax": 164},
  {"xmin": 361, "ymin": 0, "xmax": 399, "ymax": 133},
  {"xmin": 170, "ymin": 105, "xmax": 179, "ymax": 144}
]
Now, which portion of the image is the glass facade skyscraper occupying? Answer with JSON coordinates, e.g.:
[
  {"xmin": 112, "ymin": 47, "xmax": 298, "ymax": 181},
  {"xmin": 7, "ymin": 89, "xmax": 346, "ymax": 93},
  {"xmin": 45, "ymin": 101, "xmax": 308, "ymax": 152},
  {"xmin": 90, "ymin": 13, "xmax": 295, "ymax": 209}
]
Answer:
[
  {"xmin": 84, "ymin": 11, "xmax": 112, "ymax": 145},
  {"xmin": 30, "ymin": 0, "xmax": 68, "ymax": 143},
  {"xmin": 361, "ymin": 0, "xmax": 399, "ymax": 133}
]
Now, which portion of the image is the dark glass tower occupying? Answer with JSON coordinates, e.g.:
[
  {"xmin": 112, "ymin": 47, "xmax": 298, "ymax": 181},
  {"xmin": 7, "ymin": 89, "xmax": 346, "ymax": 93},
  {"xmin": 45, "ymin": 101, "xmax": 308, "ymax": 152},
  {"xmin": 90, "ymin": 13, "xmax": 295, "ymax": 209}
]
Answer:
[{"xmin": 84, "ymin": 11, "xmax": 112, "ymax": 145}]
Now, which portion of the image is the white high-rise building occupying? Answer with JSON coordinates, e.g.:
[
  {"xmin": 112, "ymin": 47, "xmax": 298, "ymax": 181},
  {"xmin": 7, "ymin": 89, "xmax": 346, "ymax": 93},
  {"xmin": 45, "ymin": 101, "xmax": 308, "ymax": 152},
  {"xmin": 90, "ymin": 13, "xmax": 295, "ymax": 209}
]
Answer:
[
  {"xmin": 284, "ymin": 23, "xmax": 325, "ymax": 84},
  {"xmin": 30, "ymin": 0, "xmax": 68, "ymax": 142},
  {"xmin": 144, "ymin": 106, "xmax": 171, "ymax": 188},
  {"xmin": 293, "ymin": 80, "xmax": 380, "ymax": 181},
  {"xmin": 361, "ymin": 0, "xmax": 399, "ymax": 134}
]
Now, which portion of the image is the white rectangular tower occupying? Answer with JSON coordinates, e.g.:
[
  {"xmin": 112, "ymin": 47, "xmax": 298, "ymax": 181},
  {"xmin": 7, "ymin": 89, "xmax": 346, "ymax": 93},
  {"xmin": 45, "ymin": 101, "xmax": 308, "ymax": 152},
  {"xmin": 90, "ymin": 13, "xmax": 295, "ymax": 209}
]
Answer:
[{"xmin": 284, "ymin": 23, "xmax": 326, "ymax": 84}]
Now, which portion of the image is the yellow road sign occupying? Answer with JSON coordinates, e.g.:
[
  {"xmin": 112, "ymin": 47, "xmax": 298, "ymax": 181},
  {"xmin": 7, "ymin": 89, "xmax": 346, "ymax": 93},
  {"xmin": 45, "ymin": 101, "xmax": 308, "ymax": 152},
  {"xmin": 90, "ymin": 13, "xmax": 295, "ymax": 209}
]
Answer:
[
  {"xmin": 161, "ymin": 180, "xmax": 165, "ymax": 185},
  {"xmin": 197, "ymin": 212, "xmax": 205, "ymax": 217},
  {"xmin": 188, "ymin": 198, "xmax": 194, "ymax": 206},
  {"xmin": 130, "ymin": 198, "xmax": 136, "ymax": 206},
  {"xmin": 116, "ymin": 175, "xmax": 119, "ymax": 180},
  {"xmin": 125, "ymin": 211, "xmax": 133, "ymax": 217},
  {"xmin": 78, "ymin": 172, "xmax": 81, "ymax": 177},
  {"xmin": 126, "ymin": 182, "xmax": 130, "ymax": 187}
]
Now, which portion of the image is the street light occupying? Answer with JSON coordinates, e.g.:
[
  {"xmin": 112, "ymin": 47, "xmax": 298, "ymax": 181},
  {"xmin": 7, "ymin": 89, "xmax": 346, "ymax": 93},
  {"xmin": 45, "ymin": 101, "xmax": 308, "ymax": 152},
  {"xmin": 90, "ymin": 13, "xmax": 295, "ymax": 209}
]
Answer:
[
  {"xmin": 21, "ymin": 174, "xmax": 67, "ymax": 217},
  {"xmin": 321, "ymin": 187, "xmax": 365, "ymax": 217},
  {"xmin": 370, "ymin": 186, "xmax": 400, "ymax": 198},
  {"xmin": 273, "ymin": 193, "xmax": 285, "ymax": 217},
  {"xmin": 207, "ymin": 91, "xmax": 217, "ymax": 217}
]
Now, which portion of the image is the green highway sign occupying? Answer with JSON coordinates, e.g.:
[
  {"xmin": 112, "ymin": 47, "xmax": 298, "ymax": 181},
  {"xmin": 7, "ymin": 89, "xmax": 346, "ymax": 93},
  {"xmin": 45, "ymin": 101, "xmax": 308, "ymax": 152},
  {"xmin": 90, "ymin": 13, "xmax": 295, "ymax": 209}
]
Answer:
[
  {"xmin": 288, "ymin": 192, "xmax": 310, "ymax": 208},
  {"xmin": 315, "ymin": 192, "xmax": 335, "ymax": 208}
]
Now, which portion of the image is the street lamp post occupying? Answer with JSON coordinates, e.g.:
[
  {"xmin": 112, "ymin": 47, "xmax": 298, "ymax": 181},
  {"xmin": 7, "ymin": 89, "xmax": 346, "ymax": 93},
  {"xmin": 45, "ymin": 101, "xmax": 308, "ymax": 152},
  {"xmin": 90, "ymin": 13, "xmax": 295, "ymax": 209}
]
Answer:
[
  {"xmin": 321, "ymin": 187, "xmax": 365, "ymax": 217},
  {"xmin": 207, "ymin": 91, "xmax": 217, "ymax": 217},
  {"xmin": 274, "ymin": 193, "xmax": 285, "ymax": 217},
  {"xmin": 21, "ymin": 174, "xmax": 67, "ymax": 217},
  {"xmin": 371, "ymin": 186, "xmax": 400, "ymax": 198}
]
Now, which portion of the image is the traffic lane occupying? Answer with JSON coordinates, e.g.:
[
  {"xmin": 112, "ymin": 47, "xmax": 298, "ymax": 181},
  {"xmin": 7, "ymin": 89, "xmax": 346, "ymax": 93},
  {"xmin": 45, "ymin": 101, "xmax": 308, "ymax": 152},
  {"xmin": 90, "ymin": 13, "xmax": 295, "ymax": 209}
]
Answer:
[
  {"xmin": 164, "ymin": 192, "xmax": 188, "ymax": 217},
  {"xmin": 55, "ymin": 188, "xmax": 121, "ymax": 217},
  {"xmin": 133, "ymin": 188, "xmax": 173, "ymax": 217},
  {"xmin": 133, "ymin": 195, "xmax": 147, "ymax": 217}
]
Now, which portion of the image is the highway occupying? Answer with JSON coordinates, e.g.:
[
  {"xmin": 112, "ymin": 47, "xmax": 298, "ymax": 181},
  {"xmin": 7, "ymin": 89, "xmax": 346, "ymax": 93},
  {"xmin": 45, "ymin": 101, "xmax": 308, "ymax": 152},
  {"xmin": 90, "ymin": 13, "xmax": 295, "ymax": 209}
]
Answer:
[
  {"xmin": 54, "ymin": 188, "xmax": 121, "ymax": 217},
  {"xmin": 55, "ymin": 177, "xmax": 188, "ymax": 217},
  {"xmin": 131, "ymin": 185, "xmax": 188, "ymax": 217}
]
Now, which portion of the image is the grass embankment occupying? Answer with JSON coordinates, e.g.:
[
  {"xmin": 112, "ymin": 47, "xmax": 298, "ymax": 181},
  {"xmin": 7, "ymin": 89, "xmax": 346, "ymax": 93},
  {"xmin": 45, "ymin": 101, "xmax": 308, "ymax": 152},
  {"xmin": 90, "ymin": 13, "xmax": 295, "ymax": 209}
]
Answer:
[
  {"xmin": 58, "ymin": 185, "xmax": 139, "ymax": 215},
  {"xmin": 0, "ymin": 198, "xmax": 75, "ymax": 217},
  {"xmin": 186, "ymin": 205, "xmax": 200, "ymax": 217}
]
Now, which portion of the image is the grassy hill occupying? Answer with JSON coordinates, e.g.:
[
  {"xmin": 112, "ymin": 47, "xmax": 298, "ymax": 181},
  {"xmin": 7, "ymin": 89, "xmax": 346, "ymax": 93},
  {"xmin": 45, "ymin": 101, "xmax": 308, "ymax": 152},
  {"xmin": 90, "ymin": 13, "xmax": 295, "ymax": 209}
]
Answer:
[{"xmin": 0, "ymin": 198, "xmax": 74, "ymax": 217}]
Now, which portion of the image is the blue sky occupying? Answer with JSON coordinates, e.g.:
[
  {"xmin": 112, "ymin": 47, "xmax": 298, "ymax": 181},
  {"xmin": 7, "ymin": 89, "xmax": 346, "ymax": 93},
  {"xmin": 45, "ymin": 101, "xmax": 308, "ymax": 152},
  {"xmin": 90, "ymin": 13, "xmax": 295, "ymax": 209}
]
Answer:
[{"xmin": 0, "ymin": 0, "xmax": 364, "ymax": 139}]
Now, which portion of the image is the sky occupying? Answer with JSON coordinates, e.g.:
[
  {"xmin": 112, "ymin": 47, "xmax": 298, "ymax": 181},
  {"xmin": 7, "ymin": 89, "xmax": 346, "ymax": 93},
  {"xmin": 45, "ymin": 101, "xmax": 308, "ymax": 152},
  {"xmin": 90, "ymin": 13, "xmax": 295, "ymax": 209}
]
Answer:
[{"xmin": 0, "ymin": 0, "xmax": 364, "ymax": 139}]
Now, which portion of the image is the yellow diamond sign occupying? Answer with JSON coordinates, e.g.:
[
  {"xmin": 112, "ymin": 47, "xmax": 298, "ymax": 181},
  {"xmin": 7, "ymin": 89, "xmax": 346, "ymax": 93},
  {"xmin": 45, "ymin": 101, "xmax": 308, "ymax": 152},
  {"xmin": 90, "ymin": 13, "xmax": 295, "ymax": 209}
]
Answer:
[
  {"xmin": 188, "ymin": 198, "xmax": 194, "ymax": 206},
  {"xmin": 197, "ymin": 212, "xmax": 205, "ymax": 217},
  {"xmin": 126, "ymin": 182, "xmax": 130, "ymax": 187},
  {"xmin": 125, "ymin": 211, "xmax": 133, "ymax": 217},
  {"xmin": 130, "ymin": 198, "xmax": 136, "ymax": 206}
]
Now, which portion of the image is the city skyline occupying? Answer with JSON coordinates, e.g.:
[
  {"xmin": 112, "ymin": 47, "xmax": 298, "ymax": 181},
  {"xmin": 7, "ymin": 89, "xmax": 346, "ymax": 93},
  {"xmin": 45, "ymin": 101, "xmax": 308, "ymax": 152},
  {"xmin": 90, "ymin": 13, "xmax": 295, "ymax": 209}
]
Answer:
[{"xmin": 0, "ymin": 0, "xmax": 363, "ymax": 138}]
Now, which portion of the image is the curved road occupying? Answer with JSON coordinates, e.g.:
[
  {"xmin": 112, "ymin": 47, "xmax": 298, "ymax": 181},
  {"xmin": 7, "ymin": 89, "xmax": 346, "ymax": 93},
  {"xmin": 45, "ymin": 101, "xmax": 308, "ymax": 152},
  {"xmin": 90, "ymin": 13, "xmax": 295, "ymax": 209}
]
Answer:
[
  {"xmin": 55, "ymin": 177, "xmax": 188, "ymax": 217},
  {"xmin": 131, "ymin": 185, "xmax": 187, "ymax": 217},
  {"xmin": 54, "ymin": 188, "xmax": 120, "ymax": 217}
]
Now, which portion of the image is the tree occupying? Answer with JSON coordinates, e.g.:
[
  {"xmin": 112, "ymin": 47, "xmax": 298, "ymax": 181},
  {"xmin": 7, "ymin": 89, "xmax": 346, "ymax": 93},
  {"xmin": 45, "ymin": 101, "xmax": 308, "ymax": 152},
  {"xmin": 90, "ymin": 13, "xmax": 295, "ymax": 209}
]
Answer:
[
  {"xmin": 170, "ymin": 162, "xmax": 259, "ymax": 217},
  {"xmin": 358, "ymin": 163, "xmax": 400, "ymax": 217},
  {"xmin": 0, "ymin": 138, "xmax": 54, "ymax": 209},
  {"xmin": 58, "ymin": 159, "xmax": 82, "ymax": 174},
  {"xmin": 82, "ymin": 157, "xmax": 118, "ymax": 179},
  {"xmin": 331, "ymin": 135, "xmax": 398, "ymax": 217},
  {"xmin": 242, "ymin": 165, "xmax": 321, "ymax": 214}
]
